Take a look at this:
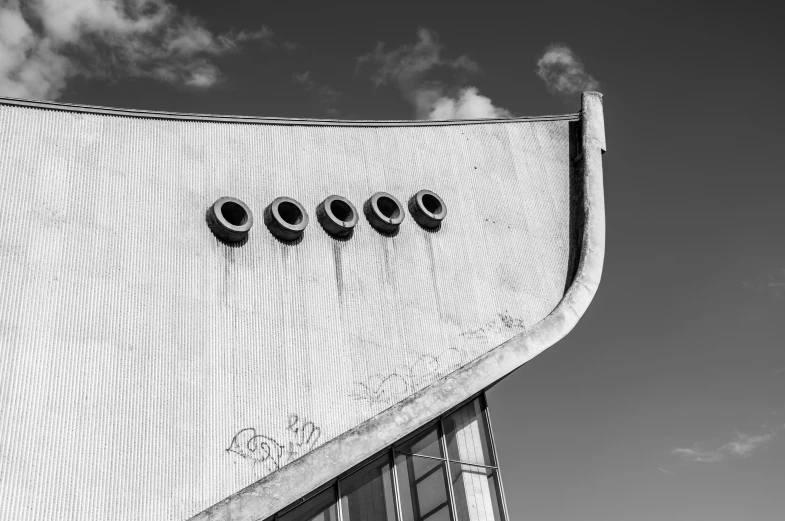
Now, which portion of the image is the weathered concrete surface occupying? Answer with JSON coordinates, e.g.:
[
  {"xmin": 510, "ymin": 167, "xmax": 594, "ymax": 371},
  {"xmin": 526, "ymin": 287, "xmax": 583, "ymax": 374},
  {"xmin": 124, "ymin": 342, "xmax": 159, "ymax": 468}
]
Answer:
[
  {"xmin": 0, "ymin": 94, "xmax": 603, "ymax": 521},
  {"xmin": 189, "ymin": 92, "xmax": 606, "ymax": 521}
]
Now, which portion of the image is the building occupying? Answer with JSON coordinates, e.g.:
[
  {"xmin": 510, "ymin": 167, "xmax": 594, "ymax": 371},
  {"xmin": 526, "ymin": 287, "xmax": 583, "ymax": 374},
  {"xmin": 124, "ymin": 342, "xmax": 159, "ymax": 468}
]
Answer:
[{"xmin": 0, "ymin": 92, "xmax": 606, "ymax": 521}]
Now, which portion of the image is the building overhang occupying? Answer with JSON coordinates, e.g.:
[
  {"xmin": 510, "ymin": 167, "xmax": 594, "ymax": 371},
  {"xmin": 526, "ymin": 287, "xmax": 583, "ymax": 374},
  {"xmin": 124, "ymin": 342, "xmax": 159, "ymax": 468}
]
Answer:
[
  {"xmin": 0, "ymin": 92, "xmax": 605, "ymax": 521},
  {"xmin": 189, "ymin": 92, "xmax": 606, "ymax": 520}
]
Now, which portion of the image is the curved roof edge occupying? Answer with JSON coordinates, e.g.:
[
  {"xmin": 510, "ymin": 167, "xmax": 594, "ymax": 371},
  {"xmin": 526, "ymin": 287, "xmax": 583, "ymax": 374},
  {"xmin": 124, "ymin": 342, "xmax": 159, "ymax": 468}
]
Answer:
[
  {"xmin": 189, "ymin": 91, "xmax": 606, "ymax": 521},
  {"xmin": 0, "ymin": 95, "xmax": 578, "ymax": 127}
]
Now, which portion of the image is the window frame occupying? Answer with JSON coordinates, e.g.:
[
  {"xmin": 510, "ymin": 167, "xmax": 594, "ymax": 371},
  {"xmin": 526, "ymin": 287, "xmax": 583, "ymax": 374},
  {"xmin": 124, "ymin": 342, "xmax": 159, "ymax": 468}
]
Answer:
[{"xmin": 270, "ymin": 392, "xmax": 509, "ymax": 521}]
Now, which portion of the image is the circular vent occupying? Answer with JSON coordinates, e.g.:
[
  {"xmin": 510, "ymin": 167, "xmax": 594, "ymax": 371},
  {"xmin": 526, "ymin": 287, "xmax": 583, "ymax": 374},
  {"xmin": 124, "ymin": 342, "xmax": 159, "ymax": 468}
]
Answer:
[
  {"xmin": 264, "ymin": 197, "xmax": 309, "ymax": 241},
  {"xmin": 363, "ymin": 192, "xmax": 405, "ymax": 234},
  {"xmin": 409, "ymin": 190, "xmax": 447, "ymax": 229},
  {"xmin": 207, "ymin": 196, "xmax": 253, "ymax": 243},
  {"xmin": 316, "ymin": 195, "xmax": 358, "ymax": 238}
]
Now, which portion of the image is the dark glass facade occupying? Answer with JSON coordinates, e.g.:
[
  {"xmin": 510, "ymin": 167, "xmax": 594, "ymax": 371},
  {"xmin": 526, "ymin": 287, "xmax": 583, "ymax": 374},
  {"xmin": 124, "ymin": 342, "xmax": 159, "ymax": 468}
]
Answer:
[{"xmin": 272, "ymin": 394, "xmax": 507, "ymax": 521}]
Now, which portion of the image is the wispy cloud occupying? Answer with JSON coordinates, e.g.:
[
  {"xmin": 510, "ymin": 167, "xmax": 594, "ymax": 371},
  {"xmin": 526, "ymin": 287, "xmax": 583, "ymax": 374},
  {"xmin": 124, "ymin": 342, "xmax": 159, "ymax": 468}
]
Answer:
[
  {"xmin": 743, "ymin": 269, "xmax": 785, "ymax": 299},
  {"xmin": 657, "ymin": 466, "xmax": 675, "ymax": 475},
  {"xmin": 673, "ymin": 429, "xmax": 779, "ymax": 463},
  {"xmin": 536, "ymin": 44, "xmax": 599, "ymax": 96},
  {"xmin": 357, "ymin": 27, "xmax": 510, "ymax": 120},
  {"xmin": 294, "ymin": 71, "xmax": 341, "ymax": 103},
  {"xmin": 0, "ymin": 0, "xmax": 274, "ymax": 100}
]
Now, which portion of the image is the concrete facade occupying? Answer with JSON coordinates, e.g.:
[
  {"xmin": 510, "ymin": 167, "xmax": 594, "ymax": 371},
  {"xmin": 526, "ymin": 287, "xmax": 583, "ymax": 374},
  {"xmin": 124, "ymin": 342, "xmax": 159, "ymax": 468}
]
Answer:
[{"xmin": 0, "ymin": 93, "xmax": 605, "ymax": 521}]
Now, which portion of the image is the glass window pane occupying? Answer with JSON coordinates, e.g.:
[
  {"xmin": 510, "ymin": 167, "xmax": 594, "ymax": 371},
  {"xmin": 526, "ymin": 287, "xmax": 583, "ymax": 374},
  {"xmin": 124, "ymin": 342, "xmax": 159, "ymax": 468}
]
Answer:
[
  {"xmin": 449, "ymin": 463, "xmax": 504, "ymax": 521},
  {"xmin": 395, "ymin": 452, "xmax": 454, "ymax": 521},
  {"xmin": 443, "ymin": 399, "xmax": 493, "ymax": 466},
  {"xmin": 340, "ymin": 454, "xmax": 397, "ymax": 521},
  {"xmin": 485, "ymin": 473, "xmax": 504, "ymax": 521},
  {"xmin": 397, "ymin": 424, "xmax": 444, "ymax": 459},
  {"xmin": 279, "ymin": 487, "xmax": 338, "ymax": 521}
]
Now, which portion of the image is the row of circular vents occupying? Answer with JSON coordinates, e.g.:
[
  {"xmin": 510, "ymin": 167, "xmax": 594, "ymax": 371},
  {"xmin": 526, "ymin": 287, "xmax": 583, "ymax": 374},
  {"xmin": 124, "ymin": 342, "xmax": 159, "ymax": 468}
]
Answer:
[{"xmin": 207, "ymin": 190, "xmax": 446, "ymax": 243}]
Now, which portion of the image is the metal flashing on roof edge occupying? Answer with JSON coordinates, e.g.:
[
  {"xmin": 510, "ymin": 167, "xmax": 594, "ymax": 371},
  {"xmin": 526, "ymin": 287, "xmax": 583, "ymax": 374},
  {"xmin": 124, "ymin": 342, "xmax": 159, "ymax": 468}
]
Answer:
[
  {"xmin": 188, "ymin": 91, "xmax": 606, "ymax": 521},
  {"xmin": 0, "ymin": 95, "xmax": 579, "ymax": 127}
]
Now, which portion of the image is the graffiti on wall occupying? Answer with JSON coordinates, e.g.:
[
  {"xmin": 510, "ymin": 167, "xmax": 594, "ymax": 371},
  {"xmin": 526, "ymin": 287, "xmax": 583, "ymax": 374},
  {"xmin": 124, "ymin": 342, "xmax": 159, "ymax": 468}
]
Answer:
[
  {"xmin": 226, "ymin": 414, "xmax": 321, "ymax": 473},
  {"xmin": 352, "ymin": 313, "xmax": 527, "ymax": 406},
  {"xmin": 459, "ymin": 313, "xmax": 527, "ymax": 341},
  {"xmin": 351, "ymin": 347, "xmax": 468, "ymax": 406}
]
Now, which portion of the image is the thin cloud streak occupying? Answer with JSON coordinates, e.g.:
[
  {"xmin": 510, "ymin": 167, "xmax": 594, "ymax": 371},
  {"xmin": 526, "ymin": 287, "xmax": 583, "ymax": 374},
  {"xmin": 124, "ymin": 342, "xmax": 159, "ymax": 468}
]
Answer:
[
  {"xmin": 536, "ymin": 44, "xmax": 599, "ymax": 95},
  {"xmin": 357, "ymin": 27, "xmax": 510, "ymax": 120},
  {"xmin": 742, "ymin": 269, "xmax": 785, "ymax": 298},
  {"xmin": 0, "ymin": 0, "xmax": 274, "ymax": 100},
  {"xmin": 673, "ymin": 430, "xmax": 778, "ymax": 463}
]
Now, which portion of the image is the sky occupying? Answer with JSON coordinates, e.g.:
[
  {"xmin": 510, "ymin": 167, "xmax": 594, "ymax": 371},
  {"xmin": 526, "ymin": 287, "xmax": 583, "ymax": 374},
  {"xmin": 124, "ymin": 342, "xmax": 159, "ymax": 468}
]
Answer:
[{"xmin": 1, "ymin": 1, "xmax": 784, "ymax": 520}]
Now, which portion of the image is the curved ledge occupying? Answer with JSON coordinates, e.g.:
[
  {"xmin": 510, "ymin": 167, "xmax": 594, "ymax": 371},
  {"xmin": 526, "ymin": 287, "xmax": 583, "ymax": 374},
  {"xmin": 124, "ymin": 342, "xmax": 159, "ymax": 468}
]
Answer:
[
  {"xmin": 0, "ymin": 95, "xmax": 578, "ymax": 127},
  {"xmin": 189, "ymin": 92, "xmax": 606, "ymax": 521}
]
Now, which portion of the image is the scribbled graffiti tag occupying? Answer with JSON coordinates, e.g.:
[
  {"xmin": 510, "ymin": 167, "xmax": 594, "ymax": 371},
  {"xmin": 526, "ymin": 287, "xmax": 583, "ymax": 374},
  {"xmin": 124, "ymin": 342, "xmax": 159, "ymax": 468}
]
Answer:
[
  {"xmin": 460, "ymin": 313, "xmax": 527, "ymax": 340},
  {"xmin": 227, "ymin": 414, "xmax": 321, "ymax": 473},
  {"xmin": 351, "ymin": 347, "xmax": 467, "ymax": 406}
]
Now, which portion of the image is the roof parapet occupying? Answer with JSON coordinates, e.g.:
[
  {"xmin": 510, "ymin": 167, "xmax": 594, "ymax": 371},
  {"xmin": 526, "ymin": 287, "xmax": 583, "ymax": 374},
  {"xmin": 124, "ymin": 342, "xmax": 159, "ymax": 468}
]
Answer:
[
  {"xmin": 0, "ymin": 95, "xmax": 578, "ymax": 127},
  {"xmin": 582, "ymin": 91, "xmax": 606, "ymax": 153}
]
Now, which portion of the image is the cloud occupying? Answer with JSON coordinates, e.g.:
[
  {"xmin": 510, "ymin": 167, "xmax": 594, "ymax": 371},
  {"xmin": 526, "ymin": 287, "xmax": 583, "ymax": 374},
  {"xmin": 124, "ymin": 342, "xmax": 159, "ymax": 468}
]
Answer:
[
  {"xmin": 742, "ymin": 268, "xmax": 785, "ymax": 299},
  {"xmin": 536, "ymin": 44, "xmax": 599, "ymax": 96},
  {"xmin": 657, "ymin": 467, "xmax": 675, "ymax": 475},
  {"xmin": 673, "ymin": 430, "xmax": 778, "ymax": 463},
  {"xmin": 294, "ymin": 70, "xmax": 341, "ymax": 104},
  {"xmin": 357, "ymin": 27, "xmax": 479, "ymax": 89},
  {"xmin": 358, "ymin": 27, "xmax": 510, "ymax": 120},
  {"xmin": 0, "ymin": 0, "xmax": 274, "ymax": 100},
  {"xmin": 428, "ymin": 86, "xmax": 511, "ymax": 120},
  {"xmin": 764, "ymin": 269, "xmax": 785, "ymax": 298}
]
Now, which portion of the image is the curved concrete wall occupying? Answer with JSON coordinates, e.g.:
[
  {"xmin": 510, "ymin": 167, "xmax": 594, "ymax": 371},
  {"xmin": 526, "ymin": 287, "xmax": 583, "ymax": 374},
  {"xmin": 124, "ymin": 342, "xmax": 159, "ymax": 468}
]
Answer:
[{"xmin": 0, "ymin": 95, "xmax": 601, "ymax": 521}]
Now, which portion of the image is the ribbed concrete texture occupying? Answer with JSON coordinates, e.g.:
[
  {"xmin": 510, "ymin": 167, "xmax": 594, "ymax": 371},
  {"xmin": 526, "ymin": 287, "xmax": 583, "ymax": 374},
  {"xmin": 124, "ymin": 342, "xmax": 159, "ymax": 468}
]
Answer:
[{"xmin": 0, "ymin": 101, "xmax": 579, "ymax": 520}]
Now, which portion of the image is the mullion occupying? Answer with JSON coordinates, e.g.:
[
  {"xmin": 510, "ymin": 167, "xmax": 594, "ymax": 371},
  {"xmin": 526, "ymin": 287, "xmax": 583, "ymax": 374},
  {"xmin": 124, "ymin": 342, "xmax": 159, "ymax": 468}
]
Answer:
[
  {"xmin": 405, "ymin": 448, "xmax": 423, "ymax": 521},
  {"xmin": 390, "ymin": 450, "xmax": 405, "ymax": 521},
  {"xmin": 336, "ymin": 478, "xmax": 344, "ymax": 521},
  {"xmin": 396, "ymin": 452, "xmax": 445, "ymax": 463},
  {"xmin": 439, "ymin": 418, "xmax": 459, "ymax": 521},
  {"xmin": 482, "ymin": 394, "xmax": 509, "ymax": 521},
  {"xmin": 401, "ymin": 451, "xmax": 498, "ymax": 470}
]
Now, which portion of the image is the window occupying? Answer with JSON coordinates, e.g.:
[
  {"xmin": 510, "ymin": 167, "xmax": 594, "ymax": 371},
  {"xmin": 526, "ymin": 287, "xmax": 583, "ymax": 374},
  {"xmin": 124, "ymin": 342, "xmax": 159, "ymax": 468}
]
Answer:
[
  {"xmin": 443, "ymin": 400, "xmax": 504, "ymax": 521},
  {"xmin": 396, "ymin": 426, "xmax": 453, "ymax": 521},
  {"xmin": 279, "ymin": 487, "xmax": 338, "ymax": 521},
  {"xmin": 270, "ymin": 395, "xmax": 507, "ymax": 521},
  {"xmin": 340, "ymin": 454, "xmax": 397, "ymax": 521}
]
